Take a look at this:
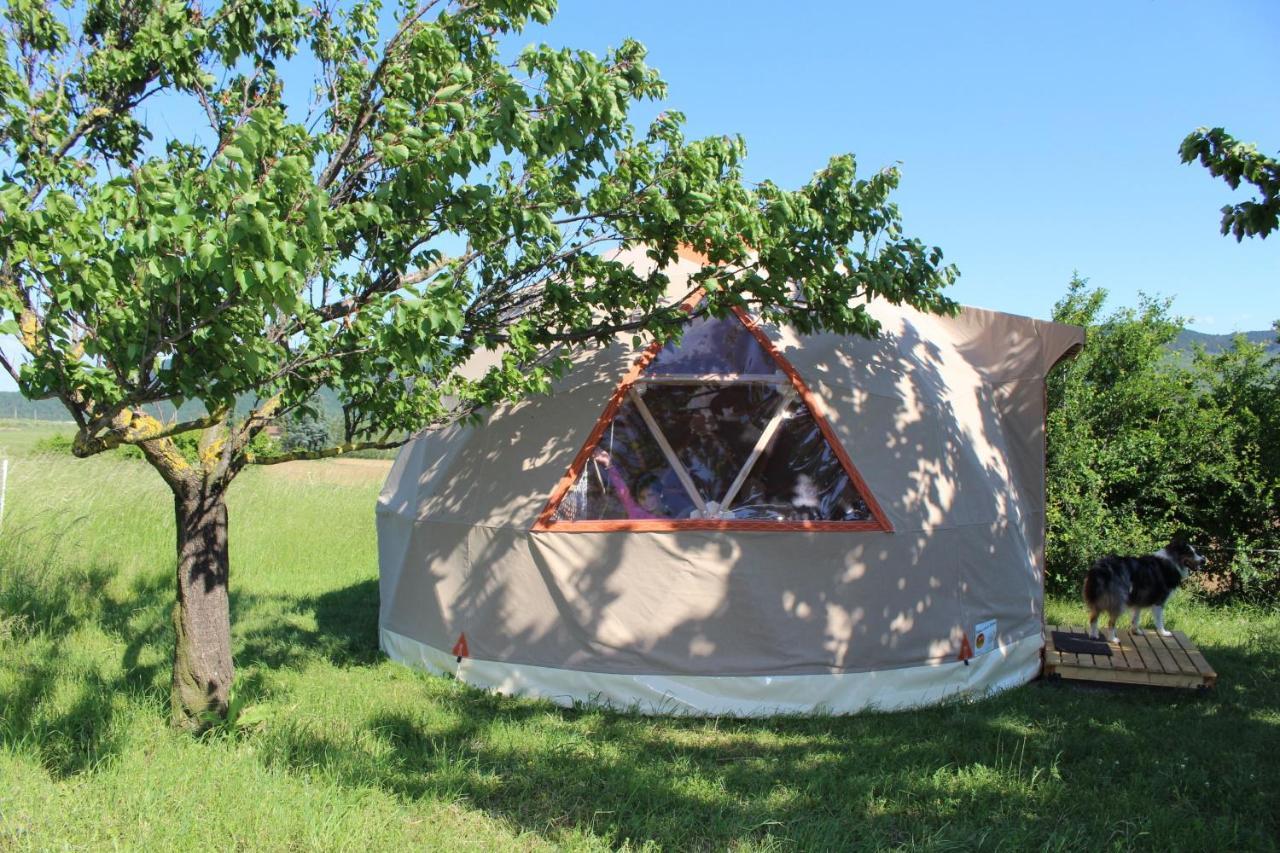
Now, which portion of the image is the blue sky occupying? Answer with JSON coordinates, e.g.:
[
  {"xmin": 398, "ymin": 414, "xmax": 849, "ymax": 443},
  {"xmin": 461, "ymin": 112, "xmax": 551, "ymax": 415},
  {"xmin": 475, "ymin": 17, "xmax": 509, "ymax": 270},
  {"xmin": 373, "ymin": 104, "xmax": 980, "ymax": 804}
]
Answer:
[
  {"xmin": 3, "ymin": 1, "xmax": 1277, "ymax": 394},
  {"xmin": 528, "ymin": 0, "xmax": 1278, "ymax": 330}
]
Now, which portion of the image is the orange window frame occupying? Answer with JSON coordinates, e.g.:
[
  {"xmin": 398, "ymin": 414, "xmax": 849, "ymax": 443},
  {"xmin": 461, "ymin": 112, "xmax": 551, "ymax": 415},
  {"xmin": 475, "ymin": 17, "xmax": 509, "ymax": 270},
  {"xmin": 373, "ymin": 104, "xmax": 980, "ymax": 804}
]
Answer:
[{"xmin": 532, "ymin": 304, "xmax": 893, "ymax": 534}]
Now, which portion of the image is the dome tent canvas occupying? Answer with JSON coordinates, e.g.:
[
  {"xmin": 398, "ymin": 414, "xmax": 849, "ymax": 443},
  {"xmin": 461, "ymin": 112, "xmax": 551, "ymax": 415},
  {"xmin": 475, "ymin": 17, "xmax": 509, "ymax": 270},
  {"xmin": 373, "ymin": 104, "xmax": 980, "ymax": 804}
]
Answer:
[{"xmin": 376, "ymin": 248, "xmax": 1084, "ymax": 715}]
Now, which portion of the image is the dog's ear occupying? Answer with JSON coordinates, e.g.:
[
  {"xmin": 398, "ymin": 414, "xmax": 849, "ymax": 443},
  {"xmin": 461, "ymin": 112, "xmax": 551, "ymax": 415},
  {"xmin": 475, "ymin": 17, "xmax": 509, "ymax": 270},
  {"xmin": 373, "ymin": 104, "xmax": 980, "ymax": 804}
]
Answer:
[
  {"xmin": 1163, "ymin": 537, "xmax": 1202, "ymax": 572},
  {"xmin": 1172, "ymin": 542, "xmax": 1204, "ymax": 571}
]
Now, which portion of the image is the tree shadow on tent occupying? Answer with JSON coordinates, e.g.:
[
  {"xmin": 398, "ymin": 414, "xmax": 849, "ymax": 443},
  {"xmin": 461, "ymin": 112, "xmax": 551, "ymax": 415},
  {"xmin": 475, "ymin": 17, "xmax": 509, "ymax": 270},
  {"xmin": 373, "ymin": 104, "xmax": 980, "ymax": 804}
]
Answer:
[{"xmin": 434, "ymin": 315, "xmax": 1017, "ymax": 684}]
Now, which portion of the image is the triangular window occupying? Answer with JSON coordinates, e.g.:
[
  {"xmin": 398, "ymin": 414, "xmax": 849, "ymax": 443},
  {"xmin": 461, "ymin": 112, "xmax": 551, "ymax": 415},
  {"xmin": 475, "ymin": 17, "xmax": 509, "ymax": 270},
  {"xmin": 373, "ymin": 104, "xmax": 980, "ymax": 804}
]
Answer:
[{"xmin": 536, "ymin": 309, "xmax": 891, "ymax": 532}]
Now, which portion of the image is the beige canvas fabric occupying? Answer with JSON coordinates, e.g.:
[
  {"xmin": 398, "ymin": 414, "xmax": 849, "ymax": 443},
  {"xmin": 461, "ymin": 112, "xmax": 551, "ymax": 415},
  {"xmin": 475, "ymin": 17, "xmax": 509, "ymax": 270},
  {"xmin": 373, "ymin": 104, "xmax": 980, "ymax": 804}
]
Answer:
[{"xmin": 377, "ymin": 250, "xmax": 1083, "ymax": 713}]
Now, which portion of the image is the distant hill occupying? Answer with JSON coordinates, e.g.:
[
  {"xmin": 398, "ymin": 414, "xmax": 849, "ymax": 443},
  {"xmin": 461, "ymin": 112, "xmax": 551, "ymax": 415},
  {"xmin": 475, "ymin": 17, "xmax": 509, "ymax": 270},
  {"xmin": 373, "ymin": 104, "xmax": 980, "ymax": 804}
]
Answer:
[
  {"xmin": 0, "ymin": 394, "xmax": 76, "ymax": 422},
  {"xmin": 2, "ymin": 330, "xmax": 1275, "ymax": 422},
  {"xmin": 1173, "ymin": 329, "xmax": 1279, "ymax": 357},
  {"xmin": 0, "ymin": 388, "xmax": 345, "ymax": 424}
]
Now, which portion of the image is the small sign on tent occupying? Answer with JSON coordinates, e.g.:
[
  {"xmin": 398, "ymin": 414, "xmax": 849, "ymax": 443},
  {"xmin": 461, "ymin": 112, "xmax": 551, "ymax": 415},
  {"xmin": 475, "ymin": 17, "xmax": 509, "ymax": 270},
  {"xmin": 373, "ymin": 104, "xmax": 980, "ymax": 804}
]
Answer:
[{"xmin": 973, "ymin": 620, "xmax": 997, "ymax": 656}]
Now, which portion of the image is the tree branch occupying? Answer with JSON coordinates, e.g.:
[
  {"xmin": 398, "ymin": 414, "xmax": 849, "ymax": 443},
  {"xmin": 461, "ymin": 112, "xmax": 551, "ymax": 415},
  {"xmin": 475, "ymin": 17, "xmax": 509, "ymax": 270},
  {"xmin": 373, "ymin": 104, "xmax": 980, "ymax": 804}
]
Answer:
[
  {"xmin": 313, "ymin": 253, "xmax": 466, "ymax": 323},
  {"xmin": 244, "ymin": 437, "xmax": 408, "ymax": 465},
  {"xmin": 0, "ymin": 351, "xmax": 22, "ymax": 386},
  {"xmin": 316, "ymin": 0, "xmax": 445, "ymax": 191},
  {"xmin": 73, "ymin": 408, "xmax": 227, "ymax": 458}
]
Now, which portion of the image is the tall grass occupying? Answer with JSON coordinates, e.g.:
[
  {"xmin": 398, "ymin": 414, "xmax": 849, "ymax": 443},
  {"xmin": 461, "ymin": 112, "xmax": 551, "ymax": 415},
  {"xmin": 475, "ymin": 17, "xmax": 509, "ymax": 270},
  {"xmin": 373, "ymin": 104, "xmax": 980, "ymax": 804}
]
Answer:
[{"xmin": 1, "ymin": 437, "xmax": 1278, "ymax": 850}]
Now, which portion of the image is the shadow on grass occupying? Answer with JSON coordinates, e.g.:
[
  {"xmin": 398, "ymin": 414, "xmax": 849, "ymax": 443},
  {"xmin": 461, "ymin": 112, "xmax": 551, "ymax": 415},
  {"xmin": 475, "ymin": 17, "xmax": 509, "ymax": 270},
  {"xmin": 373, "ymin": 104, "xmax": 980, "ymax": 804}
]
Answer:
[
  {"xmin": 0, "ymin": 559, "xmax": 387, "ymax": 775},
  {"xmin": 6, "ymin": 556, "xmax": 1278, "ymax": 847},
  {"xmin": 248, "ymin": 631, "xmax": 1280, "ymax": 850},
  {"xmin": 233, "ymin": 577, "xmax": 382, "ymax": 671},
  {"xmin": 0, "ymin": 537, "xmax": 382, "ymax": 775},
  {"xmin": 0, "ymin": 554, "xmax": 169, "ymax": 777}
]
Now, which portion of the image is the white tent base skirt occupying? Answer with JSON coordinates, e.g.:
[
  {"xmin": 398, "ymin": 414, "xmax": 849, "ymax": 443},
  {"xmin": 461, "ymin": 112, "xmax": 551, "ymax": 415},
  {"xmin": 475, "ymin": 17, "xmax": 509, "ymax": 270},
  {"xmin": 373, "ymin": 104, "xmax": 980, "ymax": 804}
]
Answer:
[{"xmin": 380, "ymin": 628, "xmax": 1043, "ymax": 716}]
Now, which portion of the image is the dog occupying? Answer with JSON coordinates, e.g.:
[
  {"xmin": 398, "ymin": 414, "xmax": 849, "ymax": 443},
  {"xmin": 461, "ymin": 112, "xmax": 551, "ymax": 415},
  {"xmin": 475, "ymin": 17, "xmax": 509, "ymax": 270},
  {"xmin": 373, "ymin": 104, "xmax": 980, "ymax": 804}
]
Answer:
[{"xmin": 1083, "ymin": 540, "xmax": 1205, "ymax": 642}]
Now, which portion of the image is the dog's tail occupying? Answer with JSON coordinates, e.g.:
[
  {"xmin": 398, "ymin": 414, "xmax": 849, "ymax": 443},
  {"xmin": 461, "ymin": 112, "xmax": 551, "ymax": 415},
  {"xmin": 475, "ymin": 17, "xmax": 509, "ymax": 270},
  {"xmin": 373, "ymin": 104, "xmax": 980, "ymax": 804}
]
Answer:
[
  {"xmin": 1082, "ymin": 559, "xmax": 1103, "ymax": 601},
  {"xmin": 1082, "ymin": 559, "xmax": 1126, "ymax": 615}
]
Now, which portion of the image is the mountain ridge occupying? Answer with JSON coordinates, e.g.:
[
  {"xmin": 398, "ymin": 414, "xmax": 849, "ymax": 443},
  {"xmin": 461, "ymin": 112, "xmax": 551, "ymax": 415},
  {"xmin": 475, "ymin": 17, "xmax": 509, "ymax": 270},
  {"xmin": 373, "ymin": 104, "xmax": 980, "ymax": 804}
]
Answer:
[{"xmin": 2, "ymin": 330, "xmax": 1276, "ymax": 422}]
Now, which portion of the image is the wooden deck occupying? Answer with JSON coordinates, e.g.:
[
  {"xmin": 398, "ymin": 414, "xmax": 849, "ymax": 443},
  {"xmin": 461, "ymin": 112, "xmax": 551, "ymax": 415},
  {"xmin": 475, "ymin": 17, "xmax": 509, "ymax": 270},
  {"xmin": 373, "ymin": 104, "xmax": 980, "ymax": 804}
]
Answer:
[{"xmin": 1043, "ymin": 625, "xmax": 1217, "ymax": 689}]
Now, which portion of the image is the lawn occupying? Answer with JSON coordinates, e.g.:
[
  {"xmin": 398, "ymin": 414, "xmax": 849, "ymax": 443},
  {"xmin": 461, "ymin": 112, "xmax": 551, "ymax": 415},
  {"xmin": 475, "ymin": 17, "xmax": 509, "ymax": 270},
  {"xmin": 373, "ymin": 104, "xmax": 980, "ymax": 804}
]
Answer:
[{"xmin": 1, "ymin": 428, "xmax": 1278, "ymax": 850}]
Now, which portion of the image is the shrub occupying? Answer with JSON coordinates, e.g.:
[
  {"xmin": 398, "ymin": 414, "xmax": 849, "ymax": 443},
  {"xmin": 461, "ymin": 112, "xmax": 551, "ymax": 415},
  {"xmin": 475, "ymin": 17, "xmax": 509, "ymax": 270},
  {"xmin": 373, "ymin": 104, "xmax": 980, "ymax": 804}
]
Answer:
[
  {"xmin": 1045, "ymin": 276, "xmax": 1280, "ymax": 602},
  {"xmin": 31, "ymin": 433, "xmax": 74, "ymax": 454}
]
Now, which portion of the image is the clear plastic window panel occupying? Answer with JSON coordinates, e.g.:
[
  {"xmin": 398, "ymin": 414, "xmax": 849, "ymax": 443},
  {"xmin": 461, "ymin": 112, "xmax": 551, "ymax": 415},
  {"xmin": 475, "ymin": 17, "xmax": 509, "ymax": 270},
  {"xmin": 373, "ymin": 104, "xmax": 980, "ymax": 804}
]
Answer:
[
  {"xmin": 645, "ymin": 314, "xmax": 781, "ymax": 376},
  {"xmin": 735, "ymin": 402, "xmax": 873, "ymax": 522},
  {"xmin": 552, "ymin": 384, "xmax": 873, "ymax": 523},
  {"xmin": 550, "ymin": 398, "xmax": 692, "ymax": 522},
  {"xmin": 634, "ymin": 382, "xmax": 783, "ymax": 507}
]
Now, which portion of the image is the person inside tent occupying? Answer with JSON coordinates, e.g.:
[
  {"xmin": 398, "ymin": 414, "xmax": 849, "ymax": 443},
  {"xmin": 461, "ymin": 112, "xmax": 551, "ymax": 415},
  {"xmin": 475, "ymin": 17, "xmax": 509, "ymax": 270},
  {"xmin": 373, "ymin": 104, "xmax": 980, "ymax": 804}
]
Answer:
[
  {"xmin": 591, "ymin": 449, "xmax": 670, "ymax": 519},
  {"xmin": 678, "ymin": 404, "xmax": 736, "ymax": 499}
]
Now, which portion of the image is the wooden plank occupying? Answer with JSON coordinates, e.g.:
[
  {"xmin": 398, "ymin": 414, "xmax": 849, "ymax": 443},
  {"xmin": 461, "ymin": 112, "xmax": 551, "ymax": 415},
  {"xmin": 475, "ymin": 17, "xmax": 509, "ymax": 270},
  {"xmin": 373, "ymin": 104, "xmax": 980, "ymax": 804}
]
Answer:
[
  {"xmin": 719, "ymin": 390, "xmax": 793, "ymax": 509},
  {"xmin": 1105, "ymin": 645, "xmax": 1136, "ymax": 671},
  {"xmin": 634, "ymin": 373, "xmax": 789, "ymax": 385},
  {"xmin": 628, "ymin": 389, "xmax": 707, "ymax": 515},
  {"xmin": 1075, "ymin": 625, "xmax": 1116, "ymax": 671},
  {"xmin": 1112, "ymin": 631, "xmax": 1144, "ymax": 671},
  {"xmin": 1155, "ymin": 632, "xmax": 1198, "ymax": 677},
  {"xmin": 1045, "ymin": 625, "xmax": 1070, "ymax": 669},
  {"xmin": 1043, "ymin": 626, "xmax": 1062, "ymax": 673},
  {"xmin": 1072, "ymin": 625, "xmax": 1116, "ymax": 671},
  {"xmin": 1171, "ymin": 631, "xmax": 1218, "ymax": 682},
  {"xmin": 1054, "ymin": 663, "xmax": 1205, "ymax": 690},
  {"xmin": 1145, "ymin": 670, "xmax": 1209, "ymax": 690},
  {"xmin": 1056, "ymin": 664, "xmax": 1142, "ymax": 686},
  {"xmin": 1061, "ymin": 624, "xmax": 1116, "ymax": 670},
  {"xmin": 1111, "ymin": 667, "xmax": 1150, "ymax": 686},
  {"xmin": 1105, "ymin": 629, "xmax": 1129, "ymax": 669},
  {"xmin": 1091, "ymin": 625, "xmax": 1119, "ymax": 665},
  {"xmin": 1138, "ymin": 631, "xmax": 1180, "ymax": 675},
  {"xmin": 1129, "ymin": 632, "xmax": 1168, "ymax": 674},
  {"xmin": 1046, "ymin": 622, "xmax": 1216, "ymax": 690},
  {"xmin": 1057, "ymin": 665, "xmax": 1119, "ymax": 683}
]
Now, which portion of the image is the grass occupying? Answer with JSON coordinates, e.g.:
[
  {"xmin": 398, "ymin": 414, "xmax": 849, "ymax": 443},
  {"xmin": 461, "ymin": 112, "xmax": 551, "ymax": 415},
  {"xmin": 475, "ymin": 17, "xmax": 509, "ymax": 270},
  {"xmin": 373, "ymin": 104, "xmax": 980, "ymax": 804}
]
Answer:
[
  {"xmin": 0, "ymin": 417, "xmax": 77, "ymax": 458},
  {"xmin": 1, "ymin": 429, "xmax": 1278, "ymax": 850}
]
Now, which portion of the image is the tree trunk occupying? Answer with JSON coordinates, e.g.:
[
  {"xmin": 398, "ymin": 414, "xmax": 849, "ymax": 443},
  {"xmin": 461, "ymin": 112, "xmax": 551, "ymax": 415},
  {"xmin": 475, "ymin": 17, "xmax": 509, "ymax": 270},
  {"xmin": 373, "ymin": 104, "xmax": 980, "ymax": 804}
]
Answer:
[{"xmin": 171, "ymin": 484, "xmax": 233, "ymax": 731}]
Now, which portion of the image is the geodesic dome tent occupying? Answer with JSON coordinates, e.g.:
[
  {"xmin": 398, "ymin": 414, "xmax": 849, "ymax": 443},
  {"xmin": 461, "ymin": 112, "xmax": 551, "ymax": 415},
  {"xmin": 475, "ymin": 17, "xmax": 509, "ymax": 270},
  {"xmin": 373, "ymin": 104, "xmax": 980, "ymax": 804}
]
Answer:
[{"xmin": 376, "ymin": 250, "xmax": 1084, "ymax": 715}]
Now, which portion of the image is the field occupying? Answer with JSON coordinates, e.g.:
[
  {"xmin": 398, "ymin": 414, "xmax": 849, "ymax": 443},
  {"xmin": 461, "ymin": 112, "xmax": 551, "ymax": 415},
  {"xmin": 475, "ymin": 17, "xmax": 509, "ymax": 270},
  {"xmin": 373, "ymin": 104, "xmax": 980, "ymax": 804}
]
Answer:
[{"xmin": 1, "ymin": 422, "xmax": 1278, "ymax": 850}]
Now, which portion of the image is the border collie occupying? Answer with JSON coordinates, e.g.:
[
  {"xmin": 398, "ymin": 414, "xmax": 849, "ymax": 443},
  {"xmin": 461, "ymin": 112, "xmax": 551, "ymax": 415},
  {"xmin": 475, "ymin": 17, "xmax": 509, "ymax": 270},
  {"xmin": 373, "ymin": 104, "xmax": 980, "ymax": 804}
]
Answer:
[{"xmin": 1083, "ymin": 541, "xmax": 1205, "ymax": 642}]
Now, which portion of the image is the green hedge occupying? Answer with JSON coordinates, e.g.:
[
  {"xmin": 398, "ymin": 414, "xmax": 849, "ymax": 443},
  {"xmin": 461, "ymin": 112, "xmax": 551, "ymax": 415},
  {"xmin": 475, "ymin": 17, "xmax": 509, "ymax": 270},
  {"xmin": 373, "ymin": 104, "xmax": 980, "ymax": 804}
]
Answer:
[{"xmin": 1045, "ymin": 277, "xmax": 1280, "ymax": 602}]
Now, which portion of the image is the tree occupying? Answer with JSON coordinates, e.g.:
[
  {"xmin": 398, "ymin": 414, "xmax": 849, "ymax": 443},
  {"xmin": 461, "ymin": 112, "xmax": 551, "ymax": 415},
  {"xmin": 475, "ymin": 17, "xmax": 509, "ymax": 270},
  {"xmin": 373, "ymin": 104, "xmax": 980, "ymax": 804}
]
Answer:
[
  {"xmin": 1180, "ymin": 127, "xmax": 1280, "ymax": 240},
  {"xmin": 0, "ymin": 0, "xmax": 957, "ymax": 730},
  {"xmin": 1045, "ymin": 276, "xmax": 1203, "ymax": 584},
  {"xmin": 280, "ymin": 409, "xmax": 337, "ymax": 453},
  {"xmin": 1045, "ymin": 275, "xmax": 1280, "ymax": 598}
]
